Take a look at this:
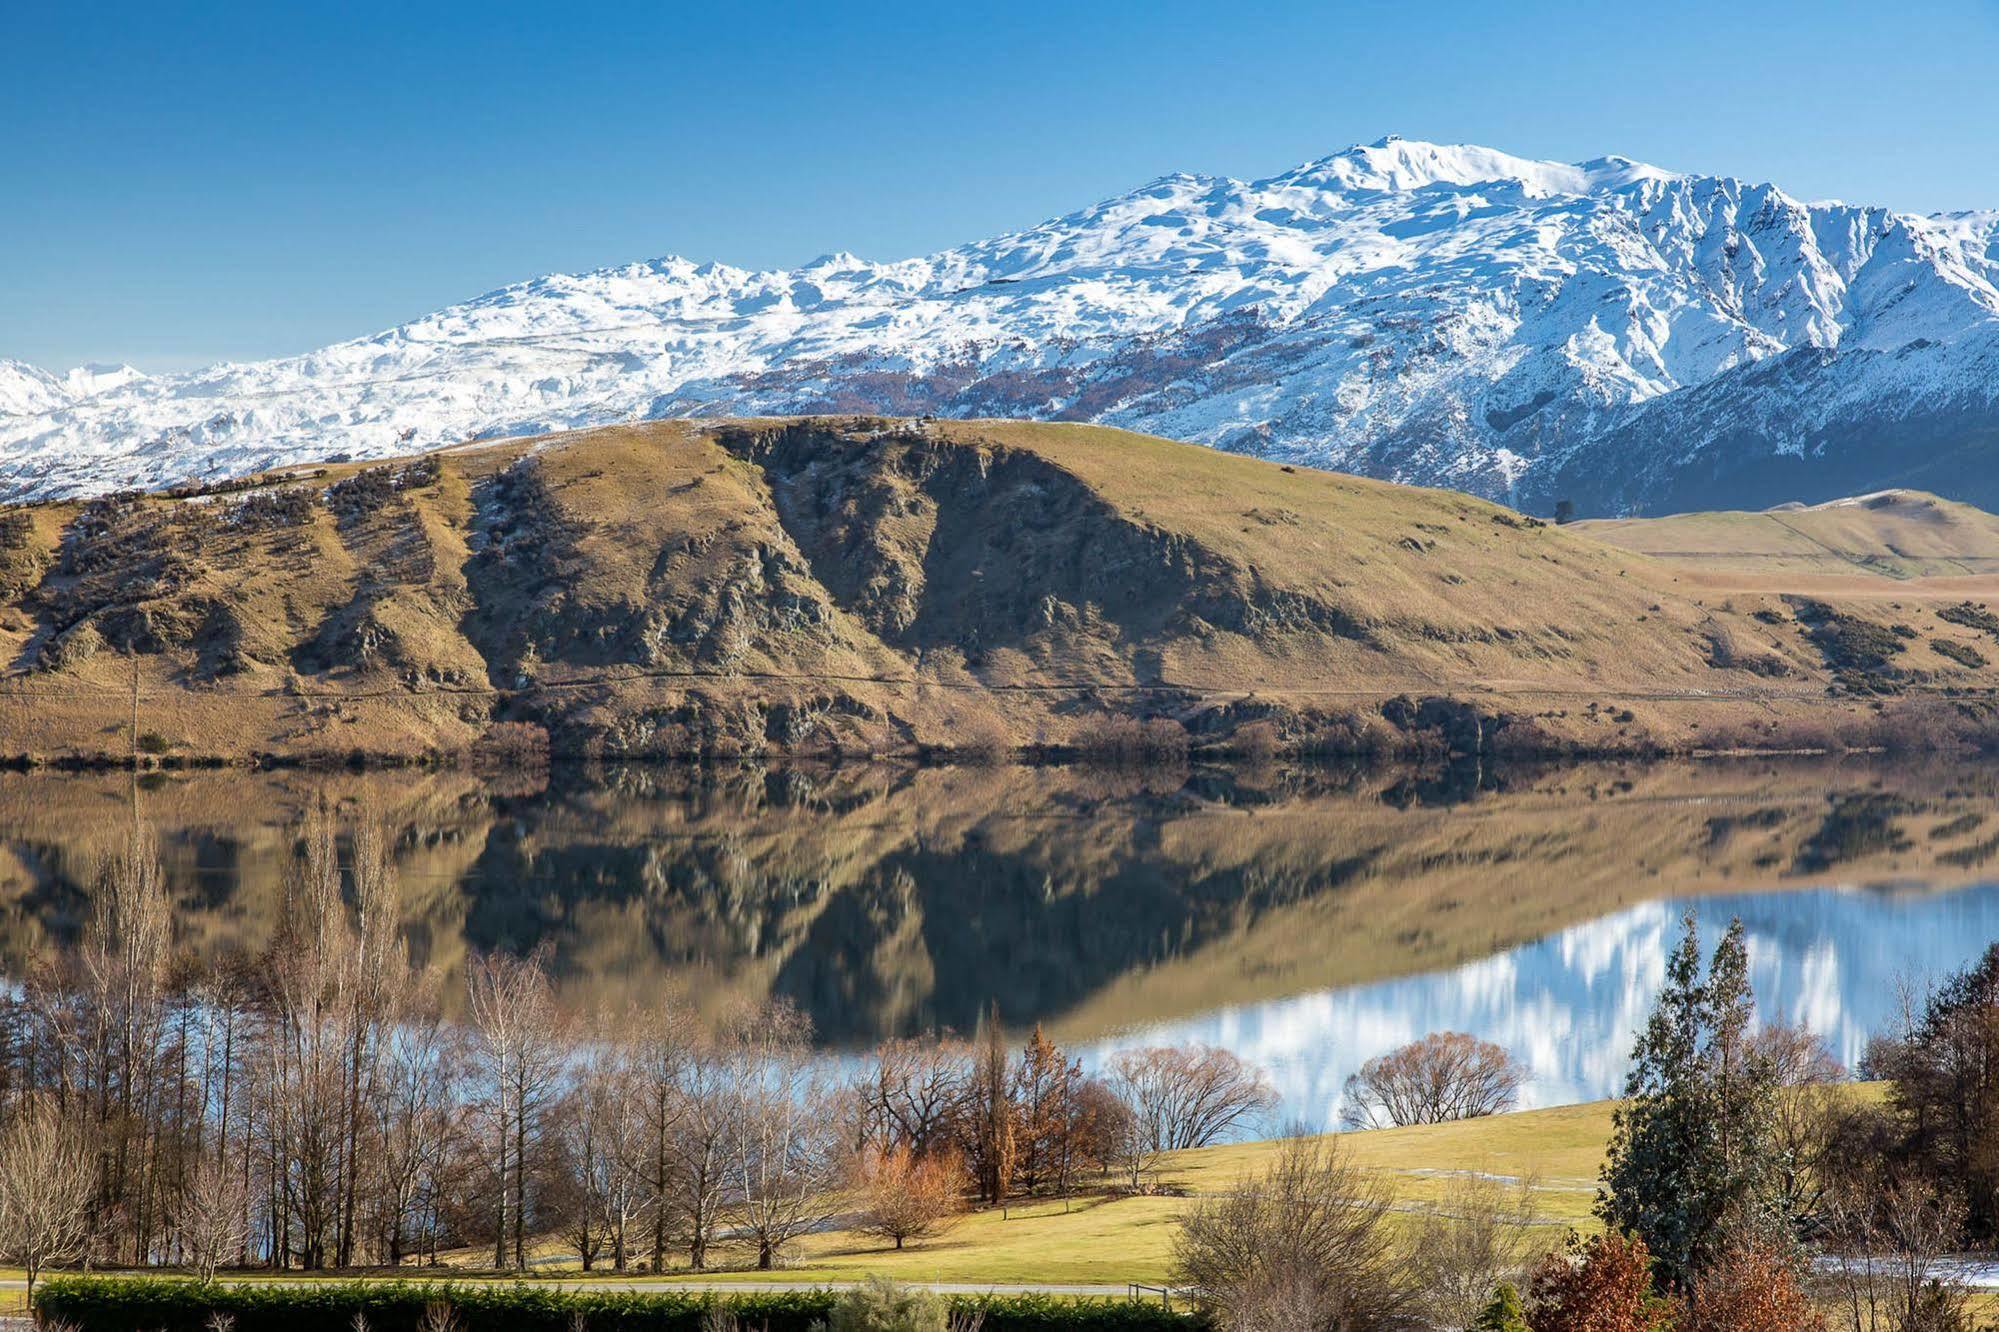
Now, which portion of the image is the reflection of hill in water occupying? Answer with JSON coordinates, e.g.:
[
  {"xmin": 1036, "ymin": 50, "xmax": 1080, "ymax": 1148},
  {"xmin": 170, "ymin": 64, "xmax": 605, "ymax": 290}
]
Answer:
[{"xmin": 2, "ymin": 758, "xmax": 1997, "ymax": 1045}]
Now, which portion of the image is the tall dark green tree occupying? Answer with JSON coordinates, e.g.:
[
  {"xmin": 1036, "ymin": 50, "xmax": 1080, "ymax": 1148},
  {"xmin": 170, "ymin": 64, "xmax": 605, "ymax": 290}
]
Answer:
[
  {"xmin": 1886, "ymin": 941, "xmax": 1999, "ymax": 1240},
  {"xmin": 1598, "ymin": 913, "xmax": 1783, "ymax": 1290}
]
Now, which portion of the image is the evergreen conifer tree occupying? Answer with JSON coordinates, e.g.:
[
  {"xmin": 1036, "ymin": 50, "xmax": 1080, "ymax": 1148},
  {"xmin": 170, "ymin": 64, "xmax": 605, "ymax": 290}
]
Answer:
[
  {"xmin": 1599, "ymin": 912, "xmax": 1783, "ymax": 1289},
  {"xmin": 1473, "ymin": 1281, "xmax": 1532, "ymax": 1332}
]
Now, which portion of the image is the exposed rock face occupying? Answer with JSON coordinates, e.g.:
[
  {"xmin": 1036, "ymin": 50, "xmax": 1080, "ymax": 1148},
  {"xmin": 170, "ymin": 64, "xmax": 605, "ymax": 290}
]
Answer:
[{"xmin": 0, "ymin": 417, "xmax": 1995, "ymax": 762}]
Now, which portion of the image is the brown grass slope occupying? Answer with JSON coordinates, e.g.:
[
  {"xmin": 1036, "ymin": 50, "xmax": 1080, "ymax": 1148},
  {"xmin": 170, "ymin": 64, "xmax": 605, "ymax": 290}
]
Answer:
[
  {"xmin": 1, "ymin": 417, "xmax": 1998, "ymax": 762},
  {"xmin": 1578, "ymin": 489, "xmax": 1999, "ymax": 581}
]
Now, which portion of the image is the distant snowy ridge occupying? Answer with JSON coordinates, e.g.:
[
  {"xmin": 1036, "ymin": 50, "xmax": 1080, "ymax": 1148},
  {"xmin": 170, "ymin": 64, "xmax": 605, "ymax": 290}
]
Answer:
[{"xmin": 7, "ymin": 136, "xmax": 1999, "ymax": 513}]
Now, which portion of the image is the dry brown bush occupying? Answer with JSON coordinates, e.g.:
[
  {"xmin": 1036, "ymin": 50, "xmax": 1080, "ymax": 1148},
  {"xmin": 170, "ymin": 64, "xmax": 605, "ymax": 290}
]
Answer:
[
  {"xmin": 1173, "ymin": 1135, "xmax": 1414, "ymax": 1332},
  {"xmin": 1073, "ymin": 714, "xmax": 1191, "ymax": 766},
  {"xmin": 948, "ymin": 714, "xmax": 1013, "ymax": 764},
  {"xmin": 473, "ymin": 721, "xmax": 551, "ymax": 769}
]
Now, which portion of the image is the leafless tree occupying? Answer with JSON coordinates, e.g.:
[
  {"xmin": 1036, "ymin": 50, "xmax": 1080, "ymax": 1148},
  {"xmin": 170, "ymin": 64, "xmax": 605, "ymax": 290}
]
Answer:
[
  {"xmin": 670, "ymin": 1024, "xmax": 737, "ymax": 1271},
  {"xmin": 176, "ymin": 1154, "xmax": 248, "ymax": 1283},
  {"xmin": 1749, "ymin": 1020, "xmax": 1848, "ymax": 1224},
  {"xmin": 725, "ymin": 1002, "xmax": 843, "ymax": 1270},
  {"xmin": 632, "ymin": 1005, "xmax": 691, "ymax": 1271},
  {"xmin": 1340, "ymin": 1032, "xmax": 1525, "ymax": 1130},
  {"xmin": 853, "ymin": 1036, "xmax": 971, "ymax": 1158},
  {"xmin": 568, "ymin": 1027, "xmax": 653, "ymax": 1271},
  {"xmin": 261, "ymin": 807, "xmax": 365, "ymax": 1270},
  {"xmin": 78, "ymin": 819, "xmax": 173, "ymax": 1265},
  {"xmin": 1106, "ymin": 1046, "xmax": 1276, "ymax": 1189},
  {"xmin": 0, "ymin": 1094, "xmax": 96, "ymax": 1292},
  {"xmin": 465, "ymin": 950, "xmax": 563, "ymax": 1270},
  {"xmin": 1822, "ymin": 1172, "xmax": 1973, "ymax": 1332},
  {"xmin": 1404, "ymin": 1171, "xmax": 1542, "ymax": 1331},
  {"xmin": 1173, "ymin": 1134, "xmax": 1414, "ymax": 1332},
  {"xmin": 372, "ymin": 1001, "xmax": 460, "ymax": 1267}
]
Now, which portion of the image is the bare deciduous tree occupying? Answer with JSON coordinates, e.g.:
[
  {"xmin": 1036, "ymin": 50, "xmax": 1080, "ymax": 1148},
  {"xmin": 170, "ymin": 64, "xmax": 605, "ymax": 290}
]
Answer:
[
  {"xmin": 853, "ymin": 1036, "xmax": 970, "ymax": 1159},
  {"xmin": 176, "ymin": 1154, "xmax": 248, "ymax": 1284},
  {"xmin": 1750, "ymin": 1020, "xmax": 1847, "ymax": 1224},
  {"xmin": 1405, "ymin": 1171, "xmax": 1543, "ymax": 1332},
  {"xmin": 0, "ymin": 1095, "xmax": 96, "ymax": 1292},
  {"xmin": 1340, "ymin": 1032, "xmax": 1525, "ymax": 1130},
  {"xmin": 1173, "ymin": 1135, "xmax": 1414, "ymax": 1332},
  {"xmin": 1106, "ymin": 1046, "xmax": 1276, "ymax": 1190},
  {"xmin": 725, "ymin": 1002, "xmax": 842, "ymax": 1270},
  {"xmin": 465, "ymin": 950, "xmax": 562, "ymax": 1270},
  {"xmin": 671, "ymin": 1025, "xmax": 737, "ymax": 1271},
  {"xmin": 567, "ymin": 1026, "xmax": 653, "ymax": 1272},
  {"xmin": 633, "ymin": 1005, "xmax": 691, "ymax": 1272},
  {"xmin": 1822, "ymin": 1172, "xmax": 1973, "ymax": 1332}
]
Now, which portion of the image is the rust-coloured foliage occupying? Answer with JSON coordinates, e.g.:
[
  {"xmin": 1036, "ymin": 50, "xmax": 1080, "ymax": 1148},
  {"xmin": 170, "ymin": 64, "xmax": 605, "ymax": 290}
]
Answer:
[
  {"xmin": 1528, "ymin": 1231, "xmax": 1674, "ymax": 1332},
  {"xmin": 1682, "ymin": 1243, "xmax": 1826, "ymax": 1332}
]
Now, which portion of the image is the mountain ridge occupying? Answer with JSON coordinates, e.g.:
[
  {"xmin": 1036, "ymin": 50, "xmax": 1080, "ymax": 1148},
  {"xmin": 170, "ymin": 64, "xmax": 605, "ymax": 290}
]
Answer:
[
  {"xmin": 7, "ymin": 138, "xmax": 1999, "ymax": 511},
  {"xmin": 1, "ymin": 417, "xmax": 1996, "ymax": 764}
]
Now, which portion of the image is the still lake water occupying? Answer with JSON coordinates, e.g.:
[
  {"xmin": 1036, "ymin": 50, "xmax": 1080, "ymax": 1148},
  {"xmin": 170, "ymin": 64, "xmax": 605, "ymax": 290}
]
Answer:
[{"xmin": 2, "ymin": 757, "xmax": 1996, "ymax": 1131}]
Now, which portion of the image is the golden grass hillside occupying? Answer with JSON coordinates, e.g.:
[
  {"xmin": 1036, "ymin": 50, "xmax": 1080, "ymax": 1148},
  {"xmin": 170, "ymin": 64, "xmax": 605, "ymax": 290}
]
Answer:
[
  {"xmin": 422, "ymin": 1101, "xmax": 1618, "ymax": 1287},
  {"xmin": 1578, "ymin": 489, "xmax": 1999, "ymax": 581},
  {"xmin": 3, "ymin": 417, "xmax": 1999, "ymax": 762}
]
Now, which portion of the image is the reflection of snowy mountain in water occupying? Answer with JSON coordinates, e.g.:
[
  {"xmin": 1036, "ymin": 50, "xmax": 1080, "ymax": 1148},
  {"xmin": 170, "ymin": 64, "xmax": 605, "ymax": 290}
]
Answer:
[{"xmin": 1075, "ymin": 884, "xmax": 1999, "ymax": 1133}]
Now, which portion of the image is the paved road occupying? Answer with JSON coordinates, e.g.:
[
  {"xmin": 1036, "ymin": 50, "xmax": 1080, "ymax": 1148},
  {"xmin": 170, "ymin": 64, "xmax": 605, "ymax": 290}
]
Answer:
[{"xmin": 2, "ymin": 1275, "xmax": 1136, "ymax": 1298}]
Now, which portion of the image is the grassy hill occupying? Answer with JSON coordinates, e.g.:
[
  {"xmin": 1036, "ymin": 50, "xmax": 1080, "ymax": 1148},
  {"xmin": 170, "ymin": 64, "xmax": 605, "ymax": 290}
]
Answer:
[
  {"xmin": 1578, "ymin": 489, "xmax": 1999, "ymax": 581},
  {"xmin": 682, "ymin": 1100, "xmax": 1612, "ymax": 1287},
  {"xmin": 3, "ymin": 417, "xmax": 1999, "ymax": 762}
]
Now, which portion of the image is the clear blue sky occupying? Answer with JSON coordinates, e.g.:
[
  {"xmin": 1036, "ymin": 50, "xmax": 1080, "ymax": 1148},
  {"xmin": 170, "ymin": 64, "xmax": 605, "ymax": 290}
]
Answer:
[{"xmin": 5, "ymin": 0, "xmax": 1996, "ymax": 372}]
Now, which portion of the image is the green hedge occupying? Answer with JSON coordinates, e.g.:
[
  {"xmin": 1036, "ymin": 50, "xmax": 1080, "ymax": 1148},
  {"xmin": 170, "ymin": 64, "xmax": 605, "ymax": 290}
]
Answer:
[{"xmin": 33, "ymin": 1276, "xmax": 1203, "ymax": 1332}]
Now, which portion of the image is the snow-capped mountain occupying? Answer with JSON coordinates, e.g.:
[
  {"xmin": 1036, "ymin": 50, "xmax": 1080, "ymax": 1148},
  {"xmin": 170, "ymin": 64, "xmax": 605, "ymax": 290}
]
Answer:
[
  {"xmin": 0, "ymin": 359, "xmax": 73, "ymax": 419},
  {"xmin": 7, "ymin": 136, "xmax": 1999, "ymax": 512}
]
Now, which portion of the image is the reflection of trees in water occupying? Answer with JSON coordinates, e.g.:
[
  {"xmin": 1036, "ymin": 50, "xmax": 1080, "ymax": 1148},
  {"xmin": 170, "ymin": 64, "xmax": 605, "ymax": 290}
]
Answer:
[{"xmin": 7, "ymin": 757, "xmax": 1999, "ymax": 1045}]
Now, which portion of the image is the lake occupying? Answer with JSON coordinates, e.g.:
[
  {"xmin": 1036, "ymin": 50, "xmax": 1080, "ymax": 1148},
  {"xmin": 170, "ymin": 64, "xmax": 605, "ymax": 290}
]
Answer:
[{"xmin": 2, "ymin": 757, "xmax": 1995, "ymax": 1131}]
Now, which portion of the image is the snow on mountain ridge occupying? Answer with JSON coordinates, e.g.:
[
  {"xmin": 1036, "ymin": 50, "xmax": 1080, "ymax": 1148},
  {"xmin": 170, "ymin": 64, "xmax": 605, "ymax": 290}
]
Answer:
[{"xmin": 6, "ymin": 137, "xmax": 1999, "ymax": 512}]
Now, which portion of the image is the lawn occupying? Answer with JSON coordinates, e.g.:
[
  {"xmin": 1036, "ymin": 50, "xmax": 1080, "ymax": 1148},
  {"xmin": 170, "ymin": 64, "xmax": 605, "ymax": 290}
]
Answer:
[{"xmin": 643, "ymin": 1099, "xmax": 1616, "ymax": 1287}]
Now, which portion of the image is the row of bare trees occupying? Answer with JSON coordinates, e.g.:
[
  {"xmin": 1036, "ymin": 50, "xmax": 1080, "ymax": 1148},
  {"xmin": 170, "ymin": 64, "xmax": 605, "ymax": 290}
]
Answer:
[{"xmin": 0, "ymin": 813, "xmax": 1282, "ymax": 1286}]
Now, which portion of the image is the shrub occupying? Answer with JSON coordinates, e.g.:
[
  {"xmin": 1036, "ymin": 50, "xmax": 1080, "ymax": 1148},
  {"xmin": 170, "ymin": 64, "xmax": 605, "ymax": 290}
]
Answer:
[
  {"xmin": 231, "ymin": 486, "xmax": 317, "ymax": 529},
  {"xmin": 33, "ymin": 1278, "xmax": 1199, "ymax": 1332},
  {"xmin": 1072, "ymin": 715, "xmax": 1190, "ymax": 767},
  {"xmin": 1227, "ymin": 720, "xmax": 1283, "ymax": 762},
  {"xmin": 1527, "ymin": 1232, "xmax": 1673, "ymax": 1332},
  {"xmin": 827, "ymin": 1277, "xmax": 951, "ymax": 1332},
  {"xmin": 1930, "ymin": 634, "xmax": 1985, "ymax": 667},
  {"xmin": 948, "ymin": 715, "xmax": 1013, "ymax": 765},
  {"xmin": 1938, "ymin": 602, "xmax": 1999, "ymax": 639},
  {"xmin": 472, "ymin": 721, "xmax": 550, "ymax": 769},
  {"xmin": 1473, "ymin": 1283, "xmax": 1531, "ymax": 1332},
  {"xmin": 1173, "ymin": 1136, "xmax": 1413, "ymax": 1332},
  {"xmin": 0, "ymin": 510, "xmax": 34, "ymax": 550},
  {"xmin": 1680, "ymin": 1242, "xmax": 1825, "ymax": 1332}
]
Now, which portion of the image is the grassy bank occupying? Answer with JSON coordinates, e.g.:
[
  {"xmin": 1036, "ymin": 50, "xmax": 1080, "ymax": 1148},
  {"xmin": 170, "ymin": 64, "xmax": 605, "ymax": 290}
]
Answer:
[{"xmin": 640, "ymin": 1100, "xmax": 1609, "ymax": 1287}]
